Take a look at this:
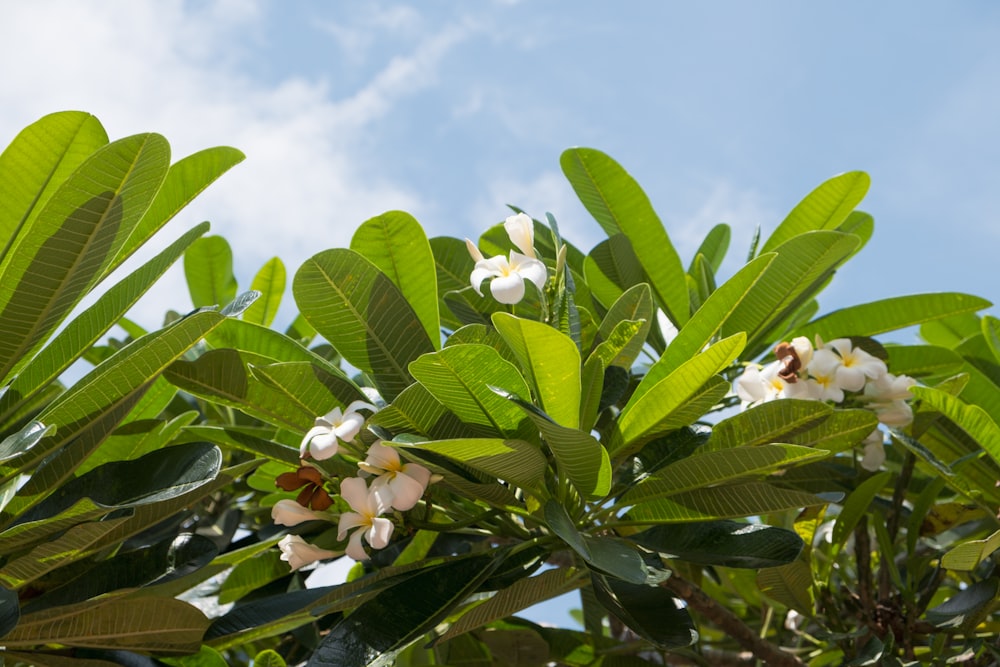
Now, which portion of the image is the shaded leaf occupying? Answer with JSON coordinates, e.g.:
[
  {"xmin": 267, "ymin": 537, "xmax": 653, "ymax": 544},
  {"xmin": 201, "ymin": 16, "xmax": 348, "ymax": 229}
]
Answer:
[
  {"xmin": 590, "ymin": 572, "xmax": 697, "ymax": 649},
  {"xmin": 630, "ymin": 520, "xmax": 804, "ymax": 568}
]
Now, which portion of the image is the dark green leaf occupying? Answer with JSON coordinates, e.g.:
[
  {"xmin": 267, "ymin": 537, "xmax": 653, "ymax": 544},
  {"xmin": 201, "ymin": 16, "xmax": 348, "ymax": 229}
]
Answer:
[
  {"xmin": 0, "ymin": 583, "xmax": 19, "ymax": 638},
  {"xmin": 630, "ymin": 520, "xmax": 804, "ymax": 568},
  {"xmin": 590, "ymin": 572, "xmax": 697, "ymax": 649}
]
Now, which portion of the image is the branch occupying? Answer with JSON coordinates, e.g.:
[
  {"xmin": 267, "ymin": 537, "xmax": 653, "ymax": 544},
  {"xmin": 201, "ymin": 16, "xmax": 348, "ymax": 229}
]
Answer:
[{"xmin": 663, "ymin": 573, "xmax": 806, "ymax": 667}]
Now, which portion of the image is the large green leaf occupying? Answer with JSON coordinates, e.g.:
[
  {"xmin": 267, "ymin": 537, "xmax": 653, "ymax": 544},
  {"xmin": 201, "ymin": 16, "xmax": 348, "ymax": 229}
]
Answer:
[
  {"xmin": 369, "ymin": 383, "xmax": 481, "ymax": 442},
  {"xmin": 243, "ymin": 257, "xmax": 286, "ymax": 327},
  {"xmin": 615, "ymin": 333, "xmax": 745, "ymax": 455},
  {"xmin": 830, "ymin": 471, "xmax": 891, "ymax": 554},
  {"xmin": 0, "ymin": 222, "xmax": 210, "ymax": 428},
  {"xmin": 409, "ymin": 438, "xmax": 547, "ymax": 495},
  {"xmin": 0, "ymin": 133, "xmax": 170, "ymax": 383},
  {"xmin": 408, "ymin": 344, "xmax": 532, "ymax": 439},
  {"xmin": 3, "ymin": 597, "xmax": 209, "ymax": 653},
  {"xmin": 0, "ymin": 111, "xmax": 108, "ymax": 261},
  {"xmin": 630, "ymin": 520, "xmax": 804, "ymax": 568},
  {"xmin": 793, "ymin": 293, "xmax": 991, "ymax": 341},
  {"xmin": 704, "ymin": 399, "xmax": 833, "ymax": 451},
  {"xmin": 493, "ymin": 313, "xmax": 581, "ymax": 428},
  {"xmin": 561, "ymin": 148, "xmax": 688, "ymax": 325},
  {"xmin": 184, "ymin": 235, "xmax": 238, "ymax": 309},
  {"xmin": 114, "ymin": 145, "xmax": 244, "ymax": 267},
  {"xmin": 692, "ymin": 223, "xmax": 730, "ymax": 274},
  {"xmin": 591, "ymin": 283, "xmax": 652, "ymax": 369},
  {"xmin": 582, "ymin": 234, "xmax": 645, "ymax": 310},
  {"xmin": 721, "ymin": 230, "xmax": 860, "ymax": 356},
  {"xmin": 886, "ymin": 344, "xmax": 965, "ymax": 378},
  {"xmin": 625, "ymin": 482, "xmax": 827, "ymax": 523},
  {"xmin": 941, "ymin": 529, "xmax": 1000, "ymax": 572},
  {"xmin": 759, "ymin": 171, "xmax": 869, "ymax": 255},
  {"xmin": 756, "ymin": 560, "xmax": 814, "ymax": 614},
  {"xmin": 306, "ymin": 554, "xmax": 502, "ymax": 667},
  {"xmin": 621, "ymin": 444, "xmax": 829, "ymax": 506},
  {"xmin": 351, "ymin": 211, "xmax": 440, "ymax": 350},
  {"xmin": 294, "ymin": 248, "xmax": 435, "ymax": 400},
  {"xmin": 590, "ymin": 572, "xmax": 697, "ymax": 649},
  {"xmin": 912, "ymin": 386, "xmax": 1000, "ymax": 466}
]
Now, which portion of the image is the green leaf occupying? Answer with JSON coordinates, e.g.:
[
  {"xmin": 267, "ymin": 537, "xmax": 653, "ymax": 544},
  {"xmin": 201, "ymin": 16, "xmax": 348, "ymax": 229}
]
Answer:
[
  {"xmin": 720, "ymin": 231, "xmax": 860, "ymax": 356},
  {"xmin": 0, "ymin": 133, "xmax": 171, "ymax": 383},
  {"xmin": 184, "ymin": 235, "xmax": 238, "ymax": 309},
  {"xmin": 561, "ymin": 148, "xmax": 688, "ymax": 325},
  {"xmin": 984, "ymin": 315, "xmax": 1000, "ymax": 364},
  {"xmin": 658, "ymin": 253, "xmax": 774, "ymax": 376},
  {"xmin": 616, "ymin": 333, "xmax": 745, "ymax": 454},
  {"xmin": 253, "ymin": 650, "xmax": 288, "ymax": 667},
  {"xmin": 498, "ymin": 390, "xmax": 611, "ymax": 499},
  {"xmin": 621, "ymin": 444, "xmax": 829, "ymax": 506},
  {"xmin": 438, "ymin": 567, "xmax": 582, "ymax": 643},
  {"xmin": 352, "ymin": 211, "xmax": 440, "ymax": 350},
  {"xmin": 590, "ymin": 572, "xmax": 697, "ymax": 649},
  {"xmin": 243, "ymin": 257, "xmax": 286, "ymax": 327},
  {"xmin": 0, "ymin": 222, "xmax": 210, "ymax": 428},
  {"xmin": 409, "ymin": 344, "xmax": 532, "ymax": 439},
  {"xmin": 115, "ymin": 145, "xmax": 244, "ymax": 267},
  {"xmin": 583, "ymin": 234, "xmax": 645, "ymax": 310},
  {"xmin": 941, "ymin": 528, "xmax": 1000, "ymax": 571},
  {"xmin": 630, "ymin": 520, "xmax": 804, "ymax": 568},
  {"xmin": 756, "ymin": 560, "xmax": 814, "ymax": 613},
  {"xmin": 369, "ymin": 383, "xmax": 478, "ymax": 442},
  {"xmin": 920, "ymin": 312, "xmax": 983, "ymax": 348},
  {"xmin": 759, "ymin": 171, "xmax": 870, "ymax": 255},
  {"xmin": 219, "ymin": 550, "xmax": 290, "ymax": 604},
  {"xmin": 793, "ymin": 293, "xmax": 992, "ymax": 341},
  {"xmin": 409, "ymin": 438, "xmax": 547, "ymax": 494},
  {"xmin": 0, "ymin": 421, "xmax": 53, "ymax": 464},
  {"xmin": 429, "ymin": 236, "xmax": 504, "ymax": 330},
  {"xmin": 626, "ymin": 482, "xmax": 827, "ymax": 523},
  {"xmin": 925, "ymin": 577, "xmax": 1000, "ymax": 630},
  {"xmin": 0, "ymin": 583, "xmax": 18, "ymax": 637},
  {"xmin": 912, "ymin": 386, "xmax": 1000, "ymax": 467},
  {"xmin": 705, "ymin": 399, "xmax": 833, "ymax": 451},
  {"xmin": 692, "ymin": 223, "xmax": 730, "ymax": 274},
  {"xmin": 3, "ymin": 597, "xmax": 209, "ymax": 653},
  {"xmin": 830, "ymin": 471, "xmax": 891, "ymax": 553},
  {"xmin": 885, "ymin": 344, "xmax": 965, "ymax": 378},
  {"xmin": 0, "ymin": 111, "xmax": 108, "ymax": 263},
  {"xmin": 493, "ymin": 313, "xmax": 581, "ymax": 428},
  {"xmin": 591, "ymin": 283, "xmax": 652, "ymax": 369},
  {"xmin": 306, "ymin": 554, "xmax": 502, "ymax": 667},
  {"xmin": 294, "ymin": 248, "xmax": 435, "ymax": 400}
]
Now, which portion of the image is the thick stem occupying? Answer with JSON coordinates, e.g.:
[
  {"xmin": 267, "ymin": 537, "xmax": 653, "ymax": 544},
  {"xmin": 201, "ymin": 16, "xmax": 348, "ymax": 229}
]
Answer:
[{"xmin": 663, "ymin": 573, "xmax": 806, "ymax": 667}]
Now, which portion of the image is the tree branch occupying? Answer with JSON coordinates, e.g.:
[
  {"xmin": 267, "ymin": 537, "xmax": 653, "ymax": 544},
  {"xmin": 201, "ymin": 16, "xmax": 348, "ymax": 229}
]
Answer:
[{"xmin": 663, "ymin": 572, "xmax": 806, "ymax": 667}]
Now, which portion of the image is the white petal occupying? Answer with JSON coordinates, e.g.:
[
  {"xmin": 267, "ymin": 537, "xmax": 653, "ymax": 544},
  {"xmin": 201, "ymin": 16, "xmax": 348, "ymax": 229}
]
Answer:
[
  {"xmin": 489, "ymin": 273, "xmax": 526, "ymax": 304},
  {"xmin": 470, "ymin": 266, "xmax": 493, "ymax": 296},
  {"xmin": 365, "ymin": 441, "xmax": 401, "ymax": 472},
  {"xmin": 333, "ymin": 411, "xmax": 366, "ymax": 441},
  {"xmin": 387, "ymin": 471, "xmax": 426, "ymax": 511},
  {"xmin": 344, "ymin": 400, "xmax": 377, "ymax": 415},
  {"xmin": 465, "ymin": 238, "xmax": 485, "ymax": 263},
  {"xmin": 337, "ymin": 511, "xmax": 367, "ymax": 541},
  {"xmin": 300, "ymin": 424, "xmax": 332, "ymax": 456},
  {"xmin": 308, "ymin": 431, "xmax": 340, "ymax": 460},
  {"xmin": 509, "ymin": 253, "xmax": 547, "ymax": 290},
  {"xmin": 504, "ymin": 213, "xmax": 536, "ymax": 258},
  {"xmin": 346, "ymin": 529, "xmax": 369, "ymax": 560},
  {"xmin": 401, "ymin": 462, "xmax": 431, "ymax": 488},
  {"xmin": 366, "ymin": 516, "xmax": 394, "ymax": 549},
  {"xmin": 861, "ymin": 438, "xmax": 886, "ymax": 471},
  {"xmin": 272, "ymin": 499, "xmax": 326, "ymax": 527},
  {"xmin": 339, "ymin": 477, "xmax": 371, "ymax": 514}
]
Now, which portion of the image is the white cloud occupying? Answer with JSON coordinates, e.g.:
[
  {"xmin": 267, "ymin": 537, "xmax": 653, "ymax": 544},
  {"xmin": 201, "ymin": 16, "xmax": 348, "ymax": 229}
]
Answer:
[{"xmin": 0, "ymin": 0, "xmax": 473, "ymax": 329}]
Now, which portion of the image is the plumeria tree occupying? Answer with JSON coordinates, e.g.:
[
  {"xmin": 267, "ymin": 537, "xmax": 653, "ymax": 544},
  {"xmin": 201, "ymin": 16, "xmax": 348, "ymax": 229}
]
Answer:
[{"xmin": 1, "ymin": 112, "xmax": 999, "ymax": 667}]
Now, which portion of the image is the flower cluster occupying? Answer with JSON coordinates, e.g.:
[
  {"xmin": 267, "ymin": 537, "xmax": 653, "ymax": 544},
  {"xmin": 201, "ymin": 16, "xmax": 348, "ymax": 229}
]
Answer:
[
  {"xmin": 274, "ymin": 401, "xmax": 432, "ymax": 569},
  {"xmin": 735, "ymin": 336, "xmax": 916, "ymax": 471},
  {"xmin": 467, "ymin": 213, "xmax": 547, "ymax": 305}
]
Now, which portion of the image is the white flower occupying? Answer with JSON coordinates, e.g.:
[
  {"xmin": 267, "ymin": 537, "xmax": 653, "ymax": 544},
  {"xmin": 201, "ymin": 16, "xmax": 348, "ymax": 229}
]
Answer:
[
  {"xmin": 470, "ymin": 251, "xmax": 547, "ymax": 305},
  {"xmin": 809, "ymin": 338, "xmax": 887, "ymax": 393},
  {"xmin": 300, "ymin": 400, "xmax": 377, "ymax": 460},
  {"xmin": 789, "ymin": 336, "xmax": 814, "ymax": 370},
  {"xmin": 337, "ymin": 477, "xmax": 394, "ymax": 561},
  {"xmin": 271, "ymin": 499, "xmax": 331, "ymax": 527},
  {"xmin": 864, "ymin": 372, "xmax": 917, "ymax": 402},
  {"xmin": 278, "ymin": 534, "xmax": 340, "ymax": 571},
  {"xmin": 504, "ymin": 212, "xmax": 537, "ymax": 258},
  {"xmin": 872, "ymin": 399, "xmax": 914, "ymax": 427},
  {"xmin": 860, "ymin": 429, "xmax": 886, "ymax": 471},
  {"xmin": 358, "ymin": 442, "xmax": 432, "ymax": 511},
  {"xmin": 735, "ymin": 362, "xmax": 786, "ymax": 406},
  {"xmin": 465, "ymin": 238, "xmax": 485, "ymax": 263}
]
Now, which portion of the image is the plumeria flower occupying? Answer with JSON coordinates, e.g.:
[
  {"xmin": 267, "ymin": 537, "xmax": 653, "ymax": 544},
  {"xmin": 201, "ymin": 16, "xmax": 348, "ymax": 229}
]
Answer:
[
  {"xmin": 337, "ymin": 477, "xmax": 394, "ymax": 561},
  {"xmin": 300, "ymin": 400, "xmax": 377, "ymax": 460},
  {"xmin": 278, "ymin": 534, "xmax": 340, "ymax": 571},
  {"xmin": 504, "ymin": 212, "xmax": 537, "ymax": 258},
  {"xmin": 358, "ymin": 442, "xmax": 432, "ymax": 511},
  {"xmin": 872, "ymin": 399, "xmax": 914, "ymax": 427},
  {"xmin": 470, "ymin": 251, "xmax": 547, "ymax": 305},
  {"xmin": 774, "ymin": 336, "xmax": 814, "ymax": 383},
  {"xmin": 860, "ymin": 429, "xmax": 887, "ymax": 471},
  {"xmin": 864, "ymin": 372, "xmax": 917, "ymax": 402},
  {"xmin": 795, "ymin": 369, "xmax": 846, "ymax": 403},
  {"xmin": 735, "ymin": 361, "xmax": 787, "ymax": 406},
  {"xmin": 271, "ymin": 499, "xmax": 332, "ymax": 527},
  {"xmin": 810, "ymin": 338, "xmax": 887, "ymax": 393}
]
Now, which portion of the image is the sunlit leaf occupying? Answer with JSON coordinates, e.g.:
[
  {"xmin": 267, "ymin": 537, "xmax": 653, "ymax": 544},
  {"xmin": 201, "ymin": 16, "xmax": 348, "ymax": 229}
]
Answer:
[
  {"xmin": 409, "ymin": 438, "xmax": 547, "ymax": 495},
  {"xmin": 757, "ymin": 560, "xmax": 814, "ymax": 613},
  {"xmin": 626, "ymin": 482, "xmax": 826, "ymax": 523},
  {"xmin": 184, "ymin": 235, "xmax": 238, "ymax": 309},
  {"xmin": 243, "ymin": 257, "xmax": 286, "ymax": 327}
]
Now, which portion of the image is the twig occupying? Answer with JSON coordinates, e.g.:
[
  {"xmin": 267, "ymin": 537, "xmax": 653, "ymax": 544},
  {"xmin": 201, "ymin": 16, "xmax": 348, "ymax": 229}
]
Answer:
[{"xmin": 663, "ymin": 572, "xmax": 806, "ymax": 667}]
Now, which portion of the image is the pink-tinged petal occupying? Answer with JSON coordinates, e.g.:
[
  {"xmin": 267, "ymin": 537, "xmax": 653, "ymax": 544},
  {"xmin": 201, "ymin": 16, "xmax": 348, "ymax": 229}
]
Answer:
[
  {"xmin": 510, "ymin": 253, "xmax": 547, "ymax": 290},
  {"xmin": 339, "ymin": 477, "xmax": 371, "ymax": 514},
  {"xmin": 387, "ymin": 471, "xmax": 426, "ymax": 511},
  {"xmin": 489, "ymin": 273, "xmax": 526, "ymax": 304},
  {"xmin": 465, "ymin": 238, "xmax": 485, "ymax": 263},
  {"xmin": 337, "ymin": 511, "xmax": 367, "ymax": 541},
  {"xmin": 365, "ymin": 442, "xmax": 401, "ymax": 472},
  {"xmin": 366, "ymin": 516, "xmax": 394, "ymax": 549},
  {"xmin": 346, "ymin": 529, "xmax": 369, "ymax": 561},
  {"xmin": 504, "ymin": 213, "xmax": 536, "ymax": 258},
  {"xmin": 308, "ymin": 431, "xmax": 340, "ymax": 460},
  {"xmin": 333, "ymin": 411, "xmax": 366, "ymax": 441},
  {"xmin": 401, "ymin": 461, "xmax": 431, "ymax": 488},
  {"xmin": 271, "ymin": 499, "xmax": 326, "ymax": 526}
]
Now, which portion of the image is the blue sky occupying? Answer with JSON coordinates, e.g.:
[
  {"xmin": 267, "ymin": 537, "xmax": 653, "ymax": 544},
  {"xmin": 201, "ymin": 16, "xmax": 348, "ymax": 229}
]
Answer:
[
  {"xmin": 1, "ymin": 1, "xmax": 996, "ymax": 330},
  {"xmin": 1, "ymin": 0, "xmax": 998, "ymax": 625}
]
